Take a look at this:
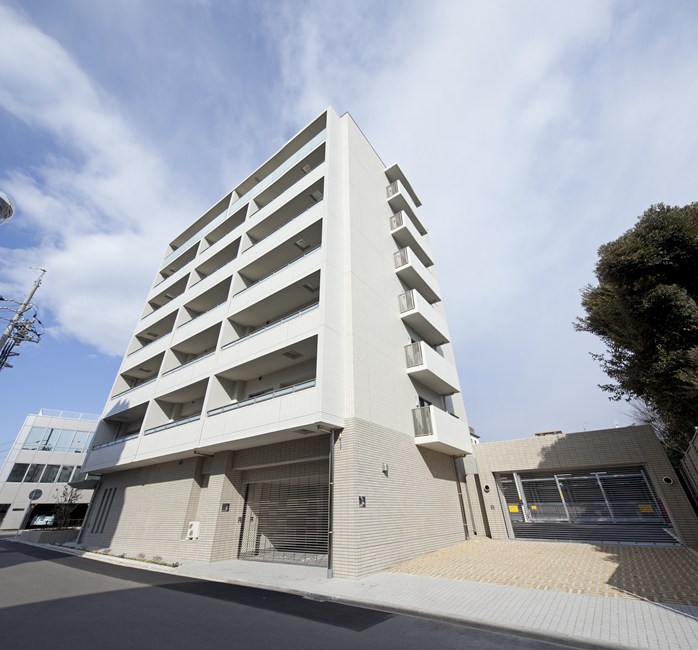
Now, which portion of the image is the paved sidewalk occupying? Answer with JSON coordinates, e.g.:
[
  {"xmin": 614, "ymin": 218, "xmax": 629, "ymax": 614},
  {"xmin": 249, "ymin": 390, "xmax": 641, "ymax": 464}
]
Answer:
[
  {"xmin": 390, "ymin": 537, "xmax": 698, "ymax": 605},
  {"xmin": 10, "ymin": 538, "xmax": 698, "ymax": 650}
]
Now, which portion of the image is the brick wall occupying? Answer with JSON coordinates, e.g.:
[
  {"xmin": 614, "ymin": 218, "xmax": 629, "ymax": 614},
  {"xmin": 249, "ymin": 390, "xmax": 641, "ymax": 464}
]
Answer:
[{"xmin": 332, "ymin": 417, "xmax": 467, "ymax": 578}]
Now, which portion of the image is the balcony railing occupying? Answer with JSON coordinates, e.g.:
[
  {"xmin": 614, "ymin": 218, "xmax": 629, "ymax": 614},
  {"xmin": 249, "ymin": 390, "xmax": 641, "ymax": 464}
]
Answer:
[
  {"xmin": 398, "ymin": 290, "xmax": 416, "ymax": 313},
  {"xmin": 222, "ymin": 302, "xmax": 319, "ymax": 350},
  {"xmin": 144, "ymin": 413, "xmax": 202, "ymax": 436},
  {"xmin": 405, "ymin": 341, "xmax": 424, "ymax": 367},
  {"xmin": 412, "ymin": 406, "xmax": 434, "ymax": 437},
  {"xmin": 111, "ymin": 376, "xmax": 157, "ymax": 400},
  {"xmin": 207, "ymin": 379, "xmax": 316, "ymax": 417},
  {"xmin": 37, "ymin": 409, "xmax": 100, "ymax": 421},
  {"xmin": 161, "ymin": 350, "xmax": 216, "ymax": 377},
  {"xmin": 127, "ymin": 333, "xmax": 168, "ymax": 357},
  {"xmin": 189, "ymin": 258, "xmax": 236, "ymax": 289},
  {"xmin": 394, "ymin": 247, "xmax": 409, "ymax": 269},
  {"xmin": 247, "ymin": 200, "xmax": 322, "ymax": 250},
  {"xmin": 92, "ymin": 432, "xmax": 140, "ymax": 450},
  {"xmin": 233, "ymin": 245, "xmax": 321, "ymax": 297},
  {"xmin": 176, "ymin": 299, "xmax": 228, "ymax": 330},
  {"xmin": 389, "ymin": 211, "xmax": 404, "ymax": 230}
]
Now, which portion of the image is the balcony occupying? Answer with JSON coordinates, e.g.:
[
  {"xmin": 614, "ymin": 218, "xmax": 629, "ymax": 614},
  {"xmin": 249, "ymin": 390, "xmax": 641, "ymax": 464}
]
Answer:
[
  {"xmin": 386, "ymin": 180, "xmax": 426, "ymax": 235},
  {"xmin": 234, "ymin": 219, "xmax": 322, "ymax": 296},
  {"xmin": 142, "ymin": 378, "xmax": 207, "ymax": 436},
  {"xmin": 245, "ymin": 180, "xmax": 323, "ymax": 251},
  {"xmin": 412, "ymin": 406, "xmax": 472, "ymax": 455},
  {"xmin": 153, "ymin": 244, "xmax": 197, "ymax": 289},
  {"xmin": 398, "ymin": 290, "xmax": 449, "ymax": 347},
  {"xmin": 390, "ymin": 211, "xmax": 433, "ymax": 267},
  {"xmin": 143, "ymin": 276, "xmax": 188, "ymax": 319},
  {"xmin": 208, "ymin": 379, "xmax": 316, "ymax": 417},
  {"xmin": 162, "ymin": 130, "xmax": 326, "ymax": 268},
  {"xmin": 176, "ymin": 277, "xmax": 231, "ymax": 330},
  {"xmin": 127, "ymin": 311, "xmax": 177, "ymax": 357},
  {"xmin": 394, "ymin": 248, "xmax": 441, "ymax": 303},
  {"xmin": 405, "ymin": 341, "xmax": 460, "ymax": 394},
  {"xmin": 189, "ymin": 238, "xmax": 240, "ymax": 287},
  {"xmin": 162, "ymin": 323, "xmax": 220, "ymax": 380}
]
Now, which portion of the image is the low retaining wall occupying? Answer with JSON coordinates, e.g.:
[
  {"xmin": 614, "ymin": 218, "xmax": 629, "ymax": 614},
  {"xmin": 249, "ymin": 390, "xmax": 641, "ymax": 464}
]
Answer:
[{"xmin": 17, "ymin": 528, "xmax": 80, "ymax": 545}]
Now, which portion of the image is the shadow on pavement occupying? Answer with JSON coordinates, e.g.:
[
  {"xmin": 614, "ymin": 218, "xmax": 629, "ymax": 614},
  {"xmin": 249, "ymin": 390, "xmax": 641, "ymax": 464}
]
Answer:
[{"xmin": 0, "ymin": 539, "xmax": 391, "ymax": 632}]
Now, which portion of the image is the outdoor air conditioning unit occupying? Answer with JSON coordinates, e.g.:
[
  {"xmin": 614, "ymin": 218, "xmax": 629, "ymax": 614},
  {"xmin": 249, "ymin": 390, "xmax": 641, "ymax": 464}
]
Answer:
[{"xmin": 187, "ymin": 521, "xmax": 200, "ymax": 540}]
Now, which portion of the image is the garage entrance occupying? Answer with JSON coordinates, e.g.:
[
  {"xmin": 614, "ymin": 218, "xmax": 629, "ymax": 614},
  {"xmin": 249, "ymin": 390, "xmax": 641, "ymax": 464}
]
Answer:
[
  {"xmin": 498, "ymin": 467, "xmax": 677, "ymax": 544},
  {"xmin": 238, "ymin": 473, "xmax": 329, "ymax": 567}
]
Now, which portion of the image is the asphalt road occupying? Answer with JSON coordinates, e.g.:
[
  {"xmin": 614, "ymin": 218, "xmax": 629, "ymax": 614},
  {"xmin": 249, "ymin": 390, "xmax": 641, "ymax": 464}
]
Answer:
[{"xmin": 0, "ymin": 539, "xmax": 598, "ymax": 650}]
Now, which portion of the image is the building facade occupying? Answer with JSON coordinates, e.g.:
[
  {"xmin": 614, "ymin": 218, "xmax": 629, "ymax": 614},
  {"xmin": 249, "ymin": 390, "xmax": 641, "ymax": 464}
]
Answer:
[
  {"xmin": 80, "ymin": 108, "xmax": 472, "ymax": 577},
  {"xmin": 465, "ymin": 426, "xmax": 698, "ymax": 547},
  {"xmin": 0, "ymin": 409, "xmax": 98, "ymax": 530}
]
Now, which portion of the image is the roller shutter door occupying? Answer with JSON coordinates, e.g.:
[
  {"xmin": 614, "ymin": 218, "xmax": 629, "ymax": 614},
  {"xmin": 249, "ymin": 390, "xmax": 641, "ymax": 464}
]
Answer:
[{"xmin": 238, "ymin": 474, "xmax": 329, "ymax": 566}]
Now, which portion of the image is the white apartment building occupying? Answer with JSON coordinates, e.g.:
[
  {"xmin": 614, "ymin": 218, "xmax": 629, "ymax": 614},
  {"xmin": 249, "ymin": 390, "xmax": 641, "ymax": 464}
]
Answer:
[
  {"xmin": 81, "ymin": 108, "xmax": 472, "ymax": 578},
  {"xmin": 0, "ymin": 409, "xmax": 98, "ymax": 530}
]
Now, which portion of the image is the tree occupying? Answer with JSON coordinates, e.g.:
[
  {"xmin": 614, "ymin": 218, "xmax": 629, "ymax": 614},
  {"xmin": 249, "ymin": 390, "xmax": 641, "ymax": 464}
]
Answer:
[
  {"xmin": 575, "ymin": 202, "xmax": 698, "ymax": 451},
  {"xmin": 54, "ymin": 485, "xmax": 81, "ymax": 528}
]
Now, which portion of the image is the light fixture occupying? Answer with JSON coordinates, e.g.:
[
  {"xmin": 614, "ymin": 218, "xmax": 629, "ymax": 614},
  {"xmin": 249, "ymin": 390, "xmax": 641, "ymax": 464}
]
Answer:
[
  {"xmin": 302, "ymin": 281, "xmax": 319, "ymax": 294},
  {"xmin": 301, "ymin": 164, "xmax": 312, "ymax": 174},
  {"xmin": 310, "ymin": 190, "xmax": 323, "ymax": 202},
  {"xmin": 317, "ymin": 425, "xmax": 343, "ymax": 434},
  {"xmin": 382, "ymin": 463, "xmax": 389, "ymax": 476},
  {"xmin": 294, "ymin": 238, "xmax": 311, "ymax": 251},
  {"xmin": 283, "ymin": 350, "xmax": 302, "ymax": 359}
]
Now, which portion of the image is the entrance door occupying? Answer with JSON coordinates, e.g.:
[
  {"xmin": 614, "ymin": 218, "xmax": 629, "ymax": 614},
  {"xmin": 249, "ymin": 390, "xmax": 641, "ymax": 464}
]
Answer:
[{"xmin": 238, "ymin": 475, "xmax": 329, "ymax": 566}]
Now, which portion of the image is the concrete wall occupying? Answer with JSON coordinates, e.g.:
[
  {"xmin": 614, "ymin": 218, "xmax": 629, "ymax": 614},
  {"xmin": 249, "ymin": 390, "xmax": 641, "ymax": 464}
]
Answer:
[{"xmin": 471, "ymin": 426, "xmax": 698, "ymax": 546}]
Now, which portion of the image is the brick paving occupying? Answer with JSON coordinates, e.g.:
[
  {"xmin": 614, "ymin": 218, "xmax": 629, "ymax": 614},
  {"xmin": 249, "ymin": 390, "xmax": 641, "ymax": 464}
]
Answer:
[{"xmin": 388, "ymin": 537, "xmax": 698, "ymax": 606}]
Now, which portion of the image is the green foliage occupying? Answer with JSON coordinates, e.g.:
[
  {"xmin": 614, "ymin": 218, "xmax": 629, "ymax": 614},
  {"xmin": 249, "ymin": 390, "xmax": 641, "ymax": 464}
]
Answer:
[
  {"xmin": 576, "ymin": 202, "xmax": 698, "ymax": 449},
  {"xmin": 54, "ymin": 485, "xmax": 81, "ymax": 528}
]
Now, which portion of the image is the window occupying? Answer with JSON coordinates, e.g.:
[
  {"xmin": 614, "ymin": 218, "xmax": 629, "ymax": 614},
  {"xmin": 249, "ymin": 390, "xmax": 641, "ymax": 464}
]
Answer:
[
  {"xmin": 70, "ymin": 431, "xmax": 92, "ymax": 453},
  {"xmin": 54, "ymin": 429, "xmax": 76, "ymax": 452},
  {"xmin": 7, "ymin": 463, "xmax": 29, "ymax": 482},
  {"xmin": 71, "ymin": 466, "xmax": 87, "ymax": 483},
  {"xmin": 22, "ymin": 427, "xmax": 46, "ymax": 450},
  {"xmin": 24, "ymin": 464, "xmax": 45, "ymax": 482},
  {"xmin": 40, "ymin": 465, "xmax": 60, "ymax": 483},
  {"xmin": 57, "ymin": 466, "xmax": 74, "ymax": 483},
  {"xmin": 41, "ymin": 428, "xmax": 58, "ymax": 450}
]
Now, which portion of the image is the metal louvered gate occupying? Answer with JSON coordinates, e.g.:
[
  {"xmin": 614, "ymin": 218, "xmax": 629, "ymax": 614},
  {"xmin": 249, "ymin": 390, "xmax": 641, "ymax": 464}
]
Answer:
[
  {"xmin": 238, "ymin": 474, "xmax": 329, "ymax": 567},
  {"xmin": 499, "ymin": 467, "xmax": 676, "ymax": 544}
]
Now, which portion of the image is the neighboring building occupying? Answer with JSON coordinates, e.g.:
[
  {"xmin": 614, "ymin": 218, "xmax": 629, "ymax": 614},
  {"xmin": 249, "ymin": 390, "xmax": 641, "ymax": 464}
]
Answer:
[
  {"xmin": 680, "ymin": 427, "xmax": 698, "ymax": 508},
  {"xmin": 465, "ymin": 425, "xmax": 698, "ymax": 547},
  {"xmin": 0, "ymin": 409, "xmax": 99, "ymax": 530},
  {"xmin": 81, "ymin": 108, "xmax": 472, "ymax": 577}
]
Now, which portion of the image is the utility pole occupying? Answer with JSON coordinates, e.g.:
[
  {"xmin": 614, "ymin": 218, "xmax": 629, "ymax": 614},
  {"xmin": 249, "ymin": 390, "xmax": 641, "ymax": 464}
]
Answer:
[{"xmin": 0, "ymin": 268, "xmax": 46, "ymax": 371}]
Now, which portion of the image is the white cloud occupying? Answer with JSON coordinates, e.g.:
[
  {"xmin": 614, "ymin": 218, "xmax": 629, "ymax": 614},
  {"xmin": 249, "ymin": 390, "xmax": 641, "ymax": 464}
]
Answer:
[
  {"xmin": 0, "ymin": 3, "xmax": 200, "ymax": 355},
  {"xmin": 263, "ymin": 0, "xmax": 698, "ymax": 437},
  {"xmin": 1, "ymin": 0, "xmax": 696, "ymax": 440}
]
